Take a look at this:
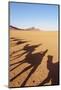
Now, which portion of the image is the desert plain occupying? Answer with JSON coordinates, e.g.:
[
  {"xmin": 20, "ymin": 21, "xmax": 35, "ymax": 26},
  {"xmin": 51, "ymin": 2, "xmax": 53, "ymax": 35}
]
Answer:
[{"xmin": 9, "ymin": 26, "xmax": 59, "ymax": 87}]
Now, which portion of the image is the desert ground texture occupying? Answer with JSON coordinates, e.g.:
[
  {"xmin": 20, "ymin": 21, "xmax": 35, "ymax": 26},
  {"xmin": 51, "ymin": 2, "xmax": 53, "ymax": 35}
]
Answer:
[{"xmin": 9, "ymin": 27, "xmax": 59, "ymax": 87}]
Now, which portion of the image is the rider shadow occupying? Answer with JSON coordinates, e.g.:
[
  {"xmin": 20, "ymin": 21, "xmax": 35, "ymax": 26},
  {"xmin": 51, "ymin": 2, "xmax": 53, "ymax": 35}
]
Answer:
[
  {"xmin": 10, "ymin": 44, "xmax": 48, "ymax": 87},
  {"xmin": 10, "ymin": 37, "xmax": 21, "ymax": 41},
  {"xmin": 38, "ymin": 55, "xmax": 59, "ymax": 86},
  {"xmin": 10, "ymin": 38, "xmax": 28, "ymax": 57},
  {"xmin": 10, "ymin": 37, "xmax": 27, "ymax": 47},
  {"xmin": 10, "ymin": 44, "xmax": 42, "ymax": 68}
]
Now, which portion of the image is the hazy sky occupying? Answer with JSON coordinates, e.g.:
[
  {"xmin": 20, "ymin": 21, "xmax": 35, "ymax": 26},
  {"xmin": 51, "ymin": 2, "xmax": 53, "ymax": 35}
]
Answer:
[{"xmin": 10, "ymin": 2, "xmax": 58, "ymax": 31}]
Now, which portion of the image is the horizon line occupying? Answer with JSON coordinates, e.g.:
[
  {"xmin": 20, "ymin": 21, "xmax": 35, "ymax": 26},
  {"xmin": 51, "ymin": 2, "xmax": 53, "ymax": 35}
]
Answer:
[{"xmin": 9, "ymin": 25, "xmax": 58, "ymax": 31}]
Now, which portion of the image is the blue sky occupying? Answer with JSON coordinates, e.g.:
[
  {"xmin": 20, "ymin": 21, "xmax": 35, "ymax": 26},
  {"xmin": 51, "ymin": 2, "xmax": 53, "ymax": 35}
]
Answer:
[{"xmin": 10, "ymin": 2, "xmax": 58, "ymax": 31}]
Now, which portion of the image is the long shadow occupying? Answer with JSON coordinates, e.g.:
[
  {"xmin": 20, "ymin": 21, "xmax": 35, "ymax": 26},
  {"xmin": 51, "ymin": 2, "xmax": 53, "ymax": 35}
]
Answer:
[
  {"xmin": 10, "ymin": 44, "xmax": 41, "ymax": 66},
  {"xmin": 10, "ymin": 37, "xmax": 28, "ymax": 48},
  {"xmin": 10, "ymin": 44, "xmax": 48, "ymax": 87},
  {"xmin": 16, "ymin": 40, "xmax": 27, "ymax": 45},
  {"xmin": 10, "ymin": 60, "xmax": 25, "ymax": 71},
  {"xmin": 10, "ymin": 49, "xmax": 22, "ymax": 57},
  {"xmin": 11, "ymin": 40, "xmax": 27, "ymax": 47},
  {"xmin": 20, "ymin": 49, "xmax": 48, "ymax": 86},
  {"xmin": 10, "ymin": 38, "xmax": 28, "ymax": 57},
  {"xmin": 38, "ymin": 55, "xmax": 59, "ymax": 86},
  {"xmin": 10, "ymin": 37, "xmax": 21, "ymax": 41},
  {"xmin": 10, "ymin": 52, "xmax": 26, "ymax": 61}
]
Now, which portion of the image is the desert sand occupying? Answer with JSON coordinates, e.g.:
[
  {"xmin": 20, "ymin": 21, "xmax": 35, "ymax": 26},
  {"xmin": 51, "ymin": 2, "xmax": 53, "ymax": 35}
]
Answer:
[{"xmin": 9, "ymin": 27, "xmax": 59, "ymax": 87}]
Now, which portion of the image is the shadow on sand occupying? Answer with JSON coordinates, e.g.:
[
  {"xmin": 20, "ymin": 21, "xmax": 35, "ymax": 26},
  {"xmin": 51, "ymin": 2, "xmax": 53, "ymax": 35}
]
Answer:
[
  {"xmin": 10, "ymin": 37, "xmax": 28, "ymax": 57},
  {"xmin": 10, "ymin": 37, "xmax": 59, "ymax": 87},
  {"xmin": 10, "ymin": 37, "xmax": 28, "ymax": 48},
  {"xmin": 38, "ymin": 55, "xmax": 59, "ymax": 86},
  {"xmin": 10, "ymin": 43, "xmax": 48, "ymax": 87}
]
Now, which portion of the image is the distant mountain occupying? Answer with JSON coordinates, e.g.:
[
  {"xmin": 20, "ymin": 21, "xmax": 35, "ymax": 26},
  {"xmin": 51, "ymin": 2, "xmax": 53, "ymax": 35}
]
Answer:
[
  {"xmin": 10, "ymin": 26, "xmax": 41, "ymax": 31},
  {"xmin": 10, "ymin": 26, "xmax": 24, "ymax": 30},
  {"xmin": 25, "ymin": 27, "xmax": 40, "ymax": 31}
]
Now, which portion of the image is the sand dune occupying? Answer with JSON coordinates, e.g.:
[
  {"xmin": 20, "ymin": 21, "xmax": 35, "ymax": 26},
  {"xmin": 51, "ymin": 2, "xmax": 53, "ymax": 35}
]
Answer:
[{"xmin": 9, "ymin": 27, "xmax": 59, "ymax": 87}]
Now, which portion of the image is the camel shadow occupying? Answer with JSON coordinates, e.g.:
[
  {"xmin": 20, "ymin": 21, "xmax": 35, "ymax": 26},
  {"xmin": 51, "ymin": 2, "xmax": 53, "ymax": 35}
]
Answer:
[
  {"xmin": 10, "ymin": 37, "xmax": 27, "ymax": 48},
  {"xmin": 10, "ymin": 44, "xmax": 42, "ymax": 65},
  {"xmin": 10, "ymin": 38, "xmax": 28, "ymax": 57},
  {"xmin": 10, "ymin": 37, "xmax": 21, "ymax": 41},
  {"xmin": 38, "ymin": 55, "xmax": 59, "ymax": 86},
  {"xmin": 10, "ymin": 44, "xmax": 42, "ymax": 67},
  {"xmin": 10, "ymin": 44, "xmax": 48, "ymax": 87}
]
